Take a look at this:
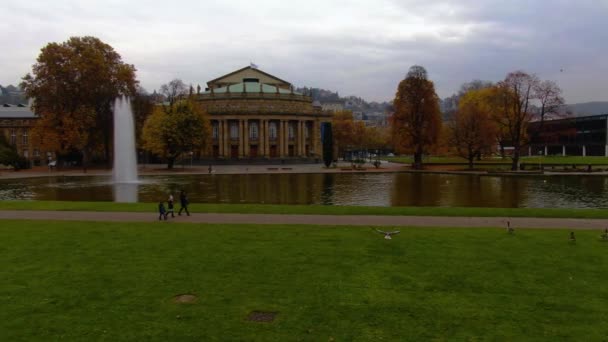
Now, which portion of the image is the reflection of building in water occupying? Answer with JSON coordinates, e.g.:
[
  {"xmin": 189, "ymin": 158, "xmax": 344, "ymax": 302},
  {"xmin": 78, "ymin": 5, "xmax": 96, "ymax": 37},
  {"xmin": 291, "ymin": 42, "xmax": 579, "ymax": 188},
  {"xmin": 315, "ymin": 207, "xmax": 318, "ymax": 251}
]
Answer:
[{"xmin": 198, "ymin": 66, "xmax": 332, "ymax": 159}]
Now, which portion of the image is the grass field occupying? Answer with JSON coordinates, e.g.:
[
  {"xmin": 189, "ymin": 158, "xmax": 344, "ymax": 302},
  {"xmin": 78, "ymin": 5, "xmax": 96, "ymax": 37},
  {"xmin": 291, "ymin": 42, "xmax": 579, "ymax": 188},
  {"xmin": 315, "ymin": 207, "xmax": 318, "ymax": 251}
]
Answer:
[
  {"xmin": 2, "ymin": 200, "xmax": 608, "ymax": 219},
  {"xmin": 1, "ymin": 220, "xmax": 607, "ymax": 341},
  {"xmin": 385, "ymin": 155, "xmax": 608, "ymax": 165}
]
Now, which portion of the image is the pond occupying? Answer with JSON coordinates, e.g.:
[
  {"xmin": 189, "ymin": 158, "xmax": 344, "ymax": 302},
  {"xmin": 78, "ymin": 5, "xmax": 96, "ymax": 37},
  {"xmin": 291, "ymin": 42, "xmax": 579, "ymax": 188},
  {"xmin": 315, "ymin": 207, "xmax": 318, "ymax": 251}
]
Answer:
[{"xmin": 1, "ymin": 173, "xmax": 608, "ymax": 208}]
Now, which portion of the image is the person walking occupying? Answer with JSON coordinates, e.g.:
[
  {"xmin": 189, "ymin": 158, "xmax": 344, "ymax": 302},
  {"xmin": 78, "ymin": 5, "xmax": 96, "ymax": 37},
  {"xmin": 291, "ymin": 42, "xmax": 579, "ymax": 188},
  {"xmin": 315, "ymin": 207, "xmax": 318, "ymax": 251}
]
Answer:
[
  {"xmin": 178, "ymin": 190, "xmax": 190, "ymax": 216},
  {"xmin": 158, "ymin": 201, "xmax": 167, "ymax": 221},
  {"xmin": 167, "ymin": 194, "xmax": 175, "ymax": 218}
]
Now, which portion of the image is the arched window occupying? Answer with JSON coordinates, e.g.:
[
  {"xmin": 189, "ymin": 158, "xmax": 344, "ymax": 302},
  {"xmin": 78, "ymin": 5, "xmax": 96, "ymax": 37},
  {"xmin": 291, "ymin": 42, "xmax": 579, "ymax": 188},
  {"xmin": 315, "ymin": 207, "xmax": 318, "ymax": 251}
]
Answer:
[
  {"xmin": 212, "ymin": 123, "xmax": 219, "ymax": 139},
  {"xmin": 230, "ymin": 122, "xmax": 239, "ymax": 139},
  {"xmin": 10, "ymin": 129, "xmax": 16, "ymax": 145},
  {"xmin": 288, "ymin": 122, "xmax": 295, "ymax": 139},
  {"xmin": 269, "ymin": 122, "xmax": 277, "ymax": 139},
  {"xmin": 249, "ymin": 122, "xmax": 258, "ymax": 140}
]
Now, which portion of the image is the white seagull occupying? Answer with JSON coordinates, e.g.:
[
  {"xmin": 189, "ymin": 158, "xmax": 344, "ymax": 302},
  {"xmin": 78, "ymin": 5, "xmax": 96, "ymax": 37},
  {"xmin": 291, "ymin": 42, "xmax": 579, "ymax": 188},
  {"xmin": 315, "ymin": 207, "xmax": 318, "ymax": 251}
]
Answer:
[{"xmin": 375, "ymin": 229, "xmax": 401, "ymax": 240}]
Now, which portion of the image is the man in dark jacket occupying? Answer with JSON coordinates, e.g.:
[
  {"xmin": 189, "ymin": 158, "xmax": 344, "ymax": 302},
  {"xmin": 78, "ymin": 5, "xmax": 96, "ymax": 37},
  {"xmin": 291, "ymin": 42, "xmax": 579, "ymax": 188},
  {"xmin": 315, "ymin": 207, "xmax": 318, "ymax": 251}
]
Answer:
[
  {"xmin": 158, "ymin": 202, "xmax": 167, "ymax": 220},
  {"xmin": 178, "ymin": 190, "xmax": 190, "ymax": 216}
]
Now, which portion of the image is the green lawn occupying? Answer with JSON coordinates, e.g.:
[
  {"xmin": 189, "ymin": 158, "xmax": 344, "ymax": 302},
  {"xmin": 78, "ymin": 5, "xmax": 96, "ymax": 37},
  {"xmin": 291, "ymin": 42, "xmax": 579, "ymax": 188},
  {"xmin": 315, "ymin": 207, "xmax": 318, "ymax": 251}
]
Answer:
[
  {"xmin": 385, "ymin": 155, "xmax": 608, "ymax": 165},
  {"xmin": 1, "ymin": 220, "xmax": 607, "ymax": 341},
  {"xmin": 2, "ymin": 200, "xmax": 608, "ymax": 219}
]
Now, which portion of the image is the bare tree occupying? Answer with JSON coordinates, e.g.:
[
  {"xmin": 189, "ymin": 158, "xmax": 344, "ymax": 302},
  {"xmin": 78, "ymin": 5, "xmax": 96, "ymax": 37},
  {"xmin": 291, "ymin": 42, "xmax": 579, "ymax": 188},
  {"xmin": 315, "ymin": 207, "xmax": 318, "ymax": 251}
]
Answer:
[{"xmin": 160, "ymin": 79, "xmax": 187, "ymax": 106}]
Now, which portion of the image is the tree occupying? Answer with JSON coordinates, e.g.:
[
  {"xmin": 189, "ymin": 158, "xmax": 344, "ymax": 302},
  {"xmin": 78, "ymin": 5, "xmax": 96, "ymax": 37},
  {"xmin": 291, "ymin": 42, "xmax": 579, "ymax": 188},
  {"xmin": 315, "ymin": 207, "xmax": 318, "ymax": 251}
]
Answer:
[
  {"xmin": 160, "ymin": 79, "xmax": 187, "ymax": 106},
  {"xmin": 449, "ymin": 88, "xmax": 498, "ymax": 169},
  {"xmin": 21, "ymin": 36, "xmax": 137, "ymax": 169},
  {"xmin": 391, "ymin": 65, "xmax": 442, "ymax": 169},
  {"xmin": 529, "ymin": 80, "xmax": 565, "ymax": 142},
  {"xmin": 141, "ymin": 99, "xmax": 211, "ymax": 169},
  {"xmin": 131, "ymin": 86, "xmax": 155, "ymax": 147},
  {"xmin": 0, "ymin": 134, "xmax": 28, "ymax": 170},
  {"xmin": 331, "ymin": 110, "xmax": 356, "ymax": 158},
  {"xmin": 321, "ymin": 122, "xmax": 333, "ymax": 168},
  {"xmin": 491, "ymin": 71, "xmax": 538, "ymax": 170}
]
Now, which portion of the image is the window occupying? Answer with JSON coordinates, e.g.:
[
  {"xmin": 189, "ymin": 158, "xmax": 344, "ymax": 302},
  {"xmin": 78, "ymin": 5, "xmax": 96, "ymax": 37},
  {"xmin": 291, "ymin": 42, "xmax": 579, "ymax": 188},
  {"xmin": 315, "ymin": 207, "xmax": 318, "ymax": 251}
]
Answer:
[
  {"xmin": 212, "ymin": 123, "xmax": 219, "ymax": 139},
  {"xmin": 22, "ymin": 129, "xmax": 28, "ymax": 145},
  {"xmin": 34, "ymin": 148, "xmax": 40, "ymax": 157},
  {"xmin": 288, "ymin": 122, "xmax": 295, "ymax": 139},
  {"xmin": 23, "ymin": 150, "xmax": 29, "ymax": 158},
  {"xmin": 230, "ymin": 122, "xmax": 239, "ymax": 139},
  {"xmin": 269, "ymin": 122, "xmax": 277, "ymax": 139},
  {"xmin": 10, "ymin": 129, "xmax": 16, "ymax": 145},
  {"xmin": 305, "ymin": 124, "xmax": 310, "ymax": 139},
  {"xmin": 249, "ymin": 122, "xmax": 258, "ymax": 139}
]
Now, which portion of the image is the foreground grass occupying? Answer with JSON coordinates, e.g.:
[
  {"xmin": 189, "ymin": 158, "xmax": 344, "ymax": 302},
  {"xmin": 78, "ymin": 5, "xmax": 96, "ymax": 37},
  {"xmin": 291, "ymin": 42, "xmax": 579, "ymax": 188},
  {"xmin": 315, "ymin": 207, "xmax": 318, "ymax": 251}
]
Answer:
[
  {"xmin": 2, "ymin": 200, "xmax": 608, "ymax": 219},
  {"xmin": 1, "ymin": 220, "xmax": 607, "ymax": 341}
]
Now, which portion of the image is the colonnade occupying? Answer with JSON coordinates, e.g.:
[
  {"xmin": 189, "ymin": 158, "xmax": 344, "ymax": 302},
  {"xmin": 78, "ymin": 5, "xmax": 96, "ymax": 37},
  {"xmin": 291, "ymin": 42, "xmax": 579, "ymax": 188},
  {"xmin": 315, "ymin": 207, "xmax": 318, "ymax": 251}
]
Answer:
[{"xmin": 212, "ymin": 118, "xmax": 321, "ymax": 158}]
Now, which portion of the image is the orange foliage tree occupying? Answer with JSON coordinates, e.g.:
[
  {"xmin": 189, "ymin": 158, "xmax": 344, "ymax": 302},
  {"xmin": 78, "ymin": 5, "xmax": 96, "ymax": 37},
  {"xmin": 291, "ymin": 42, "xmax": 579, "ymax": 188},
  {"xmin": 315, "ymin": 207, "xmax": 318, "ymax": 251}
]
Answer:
[
  {"xmin": 21, "ymin": 36, "xmax": 138, "ymax": 169},
  {"xmin": 391, "ymin": 65, "xmax": 442, "ymax": 169},
  {"xmin": 331, "ymin": 110, "xmax": 356, "ymax": 158}
]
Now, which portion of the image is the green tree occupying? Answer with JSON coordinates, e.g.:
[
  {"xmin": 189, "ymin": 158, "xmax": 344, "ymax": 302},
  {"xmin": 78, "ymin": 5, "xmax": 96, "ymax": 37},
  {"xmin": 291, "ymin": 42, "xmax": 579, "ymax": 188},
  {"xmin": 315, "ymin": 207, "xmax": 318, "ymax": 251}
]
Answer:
[
  {"xmin": 142, "ymin": 99, "xmax": 211, "ymax": 169},
  {"xmin": 0, "ymin": 134, "xmax": 28, "ymax": 170},
  {"xmin": 21, "ymin": 36, "xmax": 138, "ymax": 169},
  {"xmin": 391, "ymin": 65, "xmax": 442, "ymax": 169}
]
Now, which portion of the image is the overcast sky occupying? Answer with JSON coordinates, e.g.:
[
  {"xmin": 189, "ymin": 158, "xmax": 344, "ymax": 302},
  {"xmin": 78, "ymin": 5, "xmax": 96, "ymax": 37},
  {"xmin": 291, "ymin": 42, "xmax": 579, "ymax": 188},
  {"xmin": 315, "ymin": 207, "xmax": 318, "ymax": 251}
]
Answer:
[{"xmin": 2, "ymin": 0, "xmax": 607, "ymax": 103}]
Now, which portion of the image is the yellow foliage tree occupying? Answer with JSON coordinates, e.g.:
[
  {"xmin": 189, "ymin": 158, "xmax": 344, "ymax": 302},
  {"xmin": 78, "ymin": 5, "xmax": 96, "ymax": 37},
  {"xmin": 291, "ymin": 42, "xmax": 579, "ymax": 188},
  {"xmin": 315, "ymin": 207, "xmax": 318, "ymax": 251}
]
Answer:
[{"xmin": 142, "ymin": 99, "xmax": 211, "ymax": 169}]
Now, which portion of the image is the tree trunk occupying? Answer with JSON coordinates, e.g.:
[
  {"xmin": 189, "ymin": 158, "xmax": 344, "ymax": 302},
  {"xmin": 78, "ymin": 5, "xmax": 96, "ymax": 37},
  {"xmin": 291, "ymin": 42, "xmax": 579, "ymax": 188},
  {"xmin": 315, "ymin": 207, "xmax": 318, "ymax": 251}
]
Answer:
[
  {"xmin": 167, "ymin": 156, "xmax": 175, "ymax": 169},
  {"xmin": 413, "ymin": 145, "xmax": 423, "ymax": 170},
  {"xmin": 82, "ymin": 149, "xmax": 88, "ymax": 173},
  {"xmin": 500, "ymin": 143, "xmax": 505, "ymax": 159},
  {"xmin": 511, "ymin": 149, "xmax": 520, "ymax": 171}
]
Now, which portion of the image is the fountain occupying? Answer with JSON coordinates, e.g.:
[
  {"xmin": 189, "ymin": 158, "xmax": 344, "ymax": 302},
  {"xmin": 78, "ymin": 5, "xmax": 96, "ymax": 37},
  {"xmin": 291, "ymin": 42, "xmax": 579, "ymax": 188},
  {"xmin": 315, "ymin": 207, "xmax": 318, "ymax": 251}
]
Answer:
[{"xmin": 113, "ymin": 96, "xmax": 138, "ymax": 202}]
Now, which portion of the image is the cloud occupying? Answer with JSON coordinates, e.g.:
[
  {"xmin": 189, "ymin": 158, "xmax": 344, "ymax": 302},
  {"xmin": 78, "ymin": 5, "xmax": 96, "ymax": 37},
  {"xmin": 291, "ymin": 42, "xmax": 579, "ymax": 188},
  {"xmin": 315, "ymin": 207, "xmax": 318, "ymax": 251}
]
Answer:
[{"xmin": 1, "ymin": 0, "xmax": 607, "ymax": 103}]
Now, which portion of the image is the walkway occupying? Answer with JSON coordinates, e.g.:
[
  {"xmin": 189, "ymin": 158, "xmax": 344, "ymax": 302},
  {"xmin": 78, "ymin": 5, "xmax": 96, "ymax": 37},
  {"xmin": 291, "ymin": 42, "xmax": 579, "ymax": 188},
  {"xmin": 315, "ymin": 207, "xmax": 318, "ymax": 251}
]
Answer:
[{"xmin": 0, "ymin": 210, "xmax": 606, "ymax": 229}]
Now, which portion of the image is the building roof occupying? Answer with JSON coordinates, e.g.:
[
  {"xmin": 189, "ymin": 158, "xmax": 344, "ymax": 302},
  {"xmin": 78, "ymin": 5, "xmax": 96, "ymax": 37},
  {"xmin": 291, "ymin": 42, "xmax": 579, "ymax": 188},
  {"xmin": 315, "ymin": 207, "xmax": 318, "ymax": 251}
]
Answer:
[
  {"xmin": 0, "ymin": 105, "xmax": 36, "ymax": 119},
  {"xmin": 207, "ymin": 66, "xmax": 291, "ymax": 86},
  {"xmin": 203, "ymin": 82, "xmax": 301, "ymax": 95}
]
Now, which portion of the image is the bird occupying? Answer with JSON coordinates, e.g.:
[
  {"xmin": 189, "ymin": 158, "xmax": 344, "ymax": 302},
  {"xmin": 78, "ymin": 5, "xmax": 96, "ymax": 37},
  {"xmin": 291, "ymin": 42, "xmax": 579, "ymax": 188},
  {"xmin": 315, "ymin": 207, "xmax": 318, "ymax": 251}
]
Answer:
[
  {"xmin": 601, "ymin": 228, "xmax": 608, "ymax": 241},
  {"xmin": 506, "ymin": 221, "xmax": 514, "ymax": 234},
  {"xmin": 569, "ymin": 231, "xmax": 576, "ymax": 242},
  {"xmin": 375, "ymin": 228, "xmax": 400, "ymax": 240}
]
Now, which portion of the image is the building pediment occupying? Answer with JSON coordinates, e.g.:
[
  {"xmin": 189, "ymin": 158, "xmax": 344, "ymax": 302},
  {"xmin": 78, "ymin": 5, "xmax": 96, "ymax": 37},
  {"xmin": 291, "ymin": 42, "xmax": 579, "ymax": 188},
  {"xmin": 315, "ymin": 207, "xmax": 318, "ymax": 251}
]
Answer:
[{"xmin": 207, "ymin": 66, "xmax": 291, "ymax": 90}]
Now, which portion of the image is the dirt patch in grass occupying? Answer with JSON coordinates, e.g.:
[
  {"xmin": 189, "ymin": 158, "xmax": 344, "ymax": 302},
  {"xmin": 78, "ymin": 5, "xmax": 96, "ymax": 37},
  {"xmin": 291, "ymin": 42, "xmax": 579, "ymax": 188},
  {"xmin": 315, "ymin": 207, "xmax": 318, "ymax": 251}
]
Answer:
[
  {"xmin": 172, "ymin": 294, "xmax": 198, "ymax": 303},
  {"xmin": 247, "ymin": 311, "xmax": 278, "ymax": 322}
]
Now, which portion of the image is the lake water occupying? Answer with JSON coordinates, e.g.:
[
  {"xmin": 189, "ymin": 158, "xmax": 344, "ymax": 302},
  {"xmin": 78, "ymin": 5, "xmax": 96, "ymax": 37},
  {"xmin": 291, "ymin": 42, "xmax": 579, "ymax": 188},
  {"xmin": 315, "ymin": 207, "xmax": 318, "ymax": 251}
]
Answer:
[{"xmin": 1, "ymin": 173, "xmax": 607, "ymax": 208}]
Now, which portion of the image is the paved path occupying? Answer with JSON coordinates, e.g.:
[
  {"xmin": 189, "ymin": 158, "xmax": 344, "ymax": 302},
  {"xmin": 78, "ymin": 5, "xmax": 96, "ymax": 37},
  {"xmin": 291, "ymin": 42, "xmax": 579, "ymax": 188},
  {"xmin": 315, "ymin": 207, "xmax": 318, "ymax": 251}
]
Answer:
[{"xmin": 1, "ymin": 210, "xmax": 606, "ymax": 229}]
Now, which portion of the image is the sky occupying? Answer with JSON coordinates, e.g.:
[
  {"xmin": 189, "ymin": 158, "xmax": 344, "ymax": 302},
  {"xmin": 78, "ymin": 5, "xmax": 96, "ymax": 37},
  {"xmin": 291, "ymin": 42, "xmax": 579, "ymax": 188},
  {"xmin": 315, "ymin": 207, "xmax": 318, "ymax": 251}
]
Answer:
[{"xmin": 1, "ymin": 0, "xmax": 607, "ymax": 103}]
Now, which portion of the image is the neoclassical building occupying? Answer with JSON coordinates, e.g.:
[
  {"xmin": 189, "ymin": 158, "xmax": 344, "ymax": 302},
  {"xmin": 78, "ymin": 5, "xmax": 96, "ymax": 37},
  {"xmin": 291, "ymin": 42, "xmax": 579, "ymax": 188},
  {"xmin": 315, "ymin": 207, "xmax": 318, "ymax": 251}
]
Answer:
[{"xmin": 196, "ymin": 66, "xmax": 332, "ymax": 159}]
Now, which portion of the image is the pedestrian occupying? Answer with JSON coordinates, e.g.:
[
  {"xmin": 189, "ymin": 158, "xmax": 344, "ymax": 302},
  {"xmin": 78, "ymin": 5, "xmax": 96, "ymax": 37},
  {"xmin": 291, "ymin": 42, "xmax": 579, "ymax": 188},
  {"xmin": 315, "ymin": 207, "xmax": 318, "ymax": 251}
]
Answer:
[
  {"xmin": 158, "ymin": 201, "xmax": 167, "ymax": 221},
  {"xmin": 178, "ymin": 190, "xmax": 190, "ymax": 216},
  {"xmin": 167, "ymin": 194, "xmax": 175, "ymax": 218}
]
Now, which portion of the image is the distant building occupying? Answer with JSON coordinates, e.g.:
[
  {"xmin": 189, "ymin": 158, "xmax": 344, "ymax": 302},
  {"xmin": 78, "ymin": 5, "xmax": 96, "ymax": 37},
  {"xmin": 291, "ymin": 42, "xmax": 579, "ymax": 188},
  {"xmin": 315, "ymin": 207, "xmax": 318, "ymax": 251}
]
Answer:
[
  {"xmin": 0, "ymin": 104, "xmax": 50, "ymax": 166},
  {"xmin": 197, "ymin": 66, "xmax": 332, "ymax": 159},
  {"xmin": 320, "ymin": 102, "xmax": 344, "ymax": 113},
  {"xmin": 527, "ymin": 114, "xmax": 608, "ymax": 156}
]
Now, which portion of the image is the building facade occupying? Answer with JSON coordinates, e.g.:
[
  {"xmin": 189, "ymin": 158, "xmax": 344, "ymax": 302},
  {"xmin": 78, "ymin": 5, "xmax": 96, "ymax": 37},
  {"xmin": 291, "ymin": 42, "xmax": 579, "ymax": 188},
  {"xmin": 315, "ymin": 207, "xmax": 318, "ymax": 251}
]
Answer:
[
  {"xmin": 527, "ymin": 114, "xmax": 608, "ymax": 156},
  {"xmin": 0, "ymin": 104, "xmax": 47, "ymax": 166},
  {"xmin": 197, "ymin": 66, "xmax": 332, "ymax": 159}
]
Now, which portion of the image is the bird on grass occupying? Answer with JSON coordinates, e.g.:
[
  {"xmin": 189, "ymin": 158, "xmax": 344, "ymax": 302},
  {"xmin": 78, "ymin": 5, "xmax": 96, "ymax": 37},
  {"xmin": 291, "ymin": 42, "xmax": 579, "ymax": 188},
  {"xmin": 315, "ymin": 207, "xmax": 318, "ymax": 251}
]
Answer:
[
  {"xmin": 506, "ymin": 221, "xmax": 515, "ymax": 234},
  {"xmin": 375, "ymin": 228, "xmax": 400, "ymax": 240},
  {"xmin": 569, "ymin": 231, "xmax": 576, "ymax": 243},
  {"xmin": 600, "ymin": 228, "xmax": 608, "ymax": 241}
]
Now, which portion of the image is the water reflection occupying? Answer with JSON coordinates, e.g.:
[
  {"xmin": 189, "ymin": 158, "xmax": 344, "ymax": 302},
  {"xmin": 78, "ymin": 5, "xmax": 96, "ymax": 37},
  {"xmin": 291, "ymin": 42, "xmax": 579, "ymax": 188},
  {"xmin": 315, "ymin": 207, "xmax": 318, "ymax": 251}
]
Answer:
[{"xmin": 1, "ymin": 173, "xmax": 608, "ymax": 208}]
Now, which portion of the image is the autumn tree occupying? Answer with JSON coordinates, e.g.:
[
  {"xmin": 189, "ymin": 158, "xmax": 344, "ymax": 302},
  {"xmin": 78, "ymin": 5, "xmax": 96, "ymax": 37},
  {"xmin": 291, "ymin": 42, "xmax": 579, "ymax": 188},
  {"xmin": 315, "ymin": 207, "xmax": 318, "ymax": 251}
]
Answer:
[
  {"xmin": 391, "ymin": 65, "xmax": 442, "ymax": 169},
  {"xmin": 141, "ymin": 98, "xmax": 211, "ymax": 169},
  {"xmin": 449, "ymin": 88, "xmax": 498, "ymax": 169},
  {"xmin": 489, "ymin": 71, "xmax": 538, "ymax": 170},
  {"xmin": 131, "ymin": 86, "xmax": 155, "ymax": 147},
  {"xmin": 21, "ymin": 36, "xmax": 137, "ymax": 169},
  {"xmin": 529, "ymin": 80, "xmax": 565, "ymax": 142},
  {"xmin": 331, "ymin": 110, "xmax": 356, "ymax": 158}
]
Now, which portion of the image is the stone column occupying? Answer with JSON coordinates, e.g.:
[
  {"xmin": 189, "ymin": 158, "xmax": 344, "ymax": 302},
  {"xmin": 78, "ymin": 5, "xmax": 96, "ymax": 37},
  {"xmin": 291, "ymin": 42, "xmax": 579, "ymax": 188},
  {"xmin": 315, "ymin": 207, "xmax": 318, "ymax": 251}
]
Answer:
[
  {"xmin": 544, "ymin": 145, "xmax": 548, "ymax": 156},
  {"xmin": 313, "ymin": 120, "xmax": 320, "ymax": 158},
  {"xmin": 528, "ymin": 146, "xmax": 531, "ymax": 156},
  {"xmin": 583, "ymin": 145, "xmax": 586, "ymax": 157},
  {"xmin": 280, "ymin": 120, "xmax": 285, "ymax": 157},
  {"xmin": 239, "ymin": 119, "xmax": 244, "ymax": 158},
  {"xmin": 244, "ymin": 119, "xmax": 249, "ymax": 157},
  {"xmin": 562, "ymin": 145, "xmax": 566, "ymax": 157},
  {"xmin": 297, "ymin": 120, "xmax": 303, "ymax": 156},
  {"xmin": 223, "ymin": 120, "xmax": 229, "ymax": 158},
  {"xmin": 264, "ymin": 120, "xmax": 270, "ymax": 157}
]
